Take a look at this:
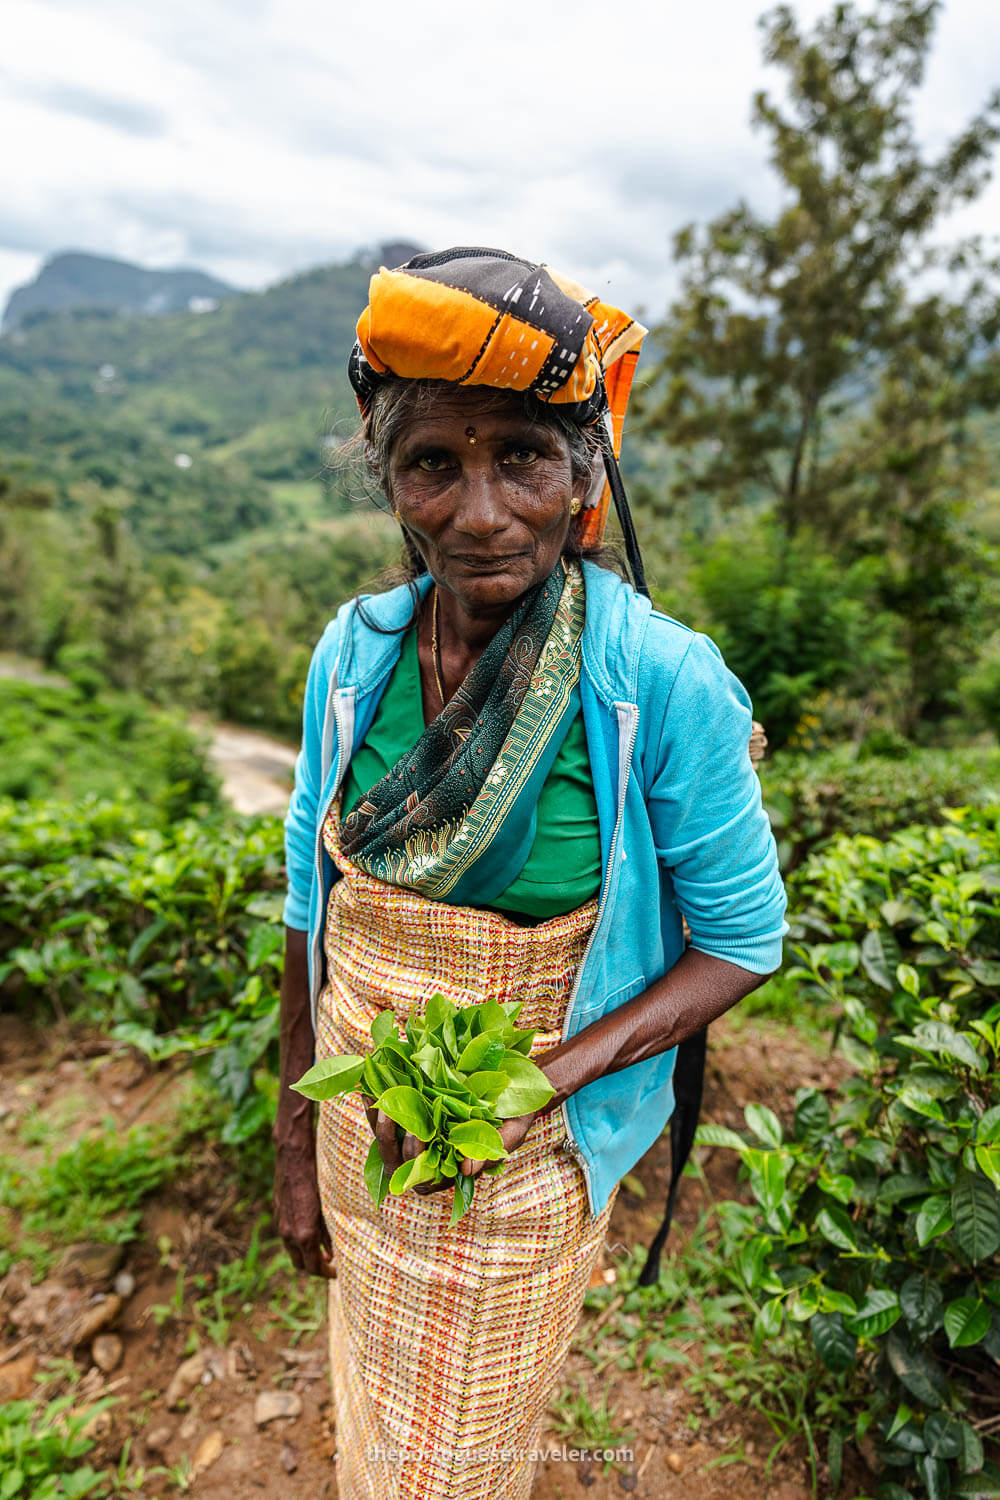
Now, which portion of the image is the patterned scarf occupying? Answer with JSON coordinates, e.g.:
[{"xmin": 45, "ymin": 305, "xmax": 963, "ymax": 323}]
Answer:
[{"xmin": 339, "ymin": 561, "xmax": 585, "ymax": 907}]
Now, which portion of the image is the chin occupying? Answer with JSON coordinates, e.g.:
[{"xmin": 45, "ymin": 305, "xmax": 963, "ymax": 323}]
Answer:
[{"xmin": 449, "ymin": 569, "xmax": 536, "ymax": 611}]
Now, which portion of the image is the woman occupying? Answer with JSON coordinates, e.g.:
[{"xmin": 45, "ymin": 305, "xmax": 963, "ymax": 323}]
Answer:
[{"xmin": 275, "ymin": 248, "xmax": 788, "ymax": 1499}]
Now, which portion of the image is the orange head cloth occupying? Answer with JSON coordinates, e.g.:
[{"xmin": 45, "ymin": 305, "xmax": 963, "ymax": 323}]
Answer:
[{"xmin": 347, "ymin": 247, "xmax": 647, "ymax": 546}]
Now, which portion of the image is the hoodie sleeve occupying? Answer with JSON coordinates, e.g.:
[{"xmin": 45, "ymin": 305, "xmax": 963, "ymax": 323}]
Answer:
[
  {"xmin": 639, "ymin": 624, "xmax": 788, "ymax": 974},
  {"xmin": 282, "ymin": 617, "xmax": 341, "ymax": 931}
]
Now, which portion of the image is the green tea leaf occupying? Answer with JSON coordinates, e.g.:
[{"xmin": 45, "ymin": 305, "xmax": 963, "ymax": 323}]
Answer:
[
  {"xmin": 793, "ymin": 1088, "xmax": 830, "ymax": 1145},
  {"xmin": 956, "ymin": 1420, "xmax": 985, "ymax": 1477},
  {"xmin": 450, "ymin": 1170, "xmax": 476, "ymax": 1224},
  {"xmin": 900, "ymin": 1275, "xmax": 943, "ymax": 1339},
  {"xmin": 471, "ymin": 1001, "xmax": 508, "ymax": 1036},
  {"xmin": 377, "ymin": 1086, "xmax": 436, "ymax": 1141},
  {"xmin": 736, "ymin": 1234, "xmax": 770, "ymax": 1290},
  {"xmin": 388, "ymin": 1149, "xmax": 439, "ymax": 1194},
  {"xmin": 816, "ymin": 1203, "xmax": 858, "ymax": 1252},
  {"xmin": 424, "ymin": 993, "xmax": 458, "ymax": 1032},
  {"xmin": 441, "ymin": 1014, "xmax": 459, "ymax": 1061},
  {"xmin": 844, "ymin": 1289, "xmax": 901, "ymax": 1337},
  {"xmin": 860, "ymin": 927, "xmax": 900, "ymax": 991},
  {"xmin": 463, "ymin": 1070, "xmax": 508, "ymax": 1104},
  {"xmin": 895, "ymin": 1084, "xmax": 946, "ymax": 1122},
  {"xmin": 457, "ymin": 1033, "xmax": 506, "ymax": 1073},
  {"xmin": 879, "ymin": 1174, "xmax": 932, "ymax": 1205},
  {"xmin": 447, "ymin": 1120, "xmax": 506, "ymax": 1161},
  {"xmin": 754, "ymin": 1297, "xmax": 783, "ymax": 1341},
  {"xmin": 493, "ymin": 1054, "xmax": 555, "ymax": 1116},
  {"xmin": 818, "ymin": 1171, "xmax": 853, "ymax": 1204},
  {"xmin": 291, "ymin": 1055, "xmax": 364, "ymax": 1101},
  {"xmin": 886, "ymin": 1327, "xmax": 950, "ymax": 1408},
  {"xmin": 908, "ymin": 1020, "xmax": 986, "ymax": 1074},
  {"xmin": 825, "ymin": 940, "xmax": 859, "ymax": 976},
  {"xmin": 819, "ymin": 1288, "xmax": 858, "ymax": 1316},
  {"xmin": 915, "ymin": 1193, "xmax": 954, "ymax": 1247},
  {"xmin": 364, "ymin": 1139, "xmax": 390, "ymax": 1208},
  {"xmin": 896, "ymin": 962, "xmax": 920, "ymax": 996},
  {"xmin": 952, "ymin": 1168, "xmax": 1000, "ymax": 1263},
  {"xmin": 915, "ymin": 1453, "xmax": 950, "ymax": 1500},
  {"xmin": 370, "ymin": 1010, "xmax": 397, "ymax": 1046},
  {"xmin": 363, "ymin": 1055, "xmax": 394, "ymax": 1098},
  {"xmin": 978, "ymin": 1105, "xmax": 1000, "ymax": 1144},
  {"xmin": 944, "ymin": 1296, "xmax": 991, "ymax": 1348},
  {"xmin": 745, "ymin": 1103, "xmax": 783, "ymax": 1148},
  {"xmin": 976, "ymin": 1146, "xmax": 1000, "ymax": 1192},
  {"xmin": 695, "ymin": 1123, "xmax": 747, "ymax": 1152}
]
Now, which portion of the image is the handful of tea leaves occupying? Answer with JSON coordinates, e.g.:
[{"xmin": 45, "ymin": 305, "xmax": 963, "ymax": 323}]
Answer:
[{"xmin": 291, "ymin": 993, "xmax": 555, "ymax": 1224}]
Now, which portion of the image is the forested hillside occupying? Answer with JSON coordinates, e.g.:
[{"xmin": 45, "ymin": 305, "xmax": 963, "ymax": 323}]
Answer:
[{"xmin": 0, "ymin": 247, "xmax": 408, "ymax": 733}]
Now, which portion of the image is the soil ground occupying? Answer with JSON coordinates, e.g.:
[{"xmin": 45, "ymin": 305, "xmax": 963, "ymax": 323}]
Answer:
[{"xmin": 0, "ymin": 1008, "xmax": 871, "ymax": 1499}]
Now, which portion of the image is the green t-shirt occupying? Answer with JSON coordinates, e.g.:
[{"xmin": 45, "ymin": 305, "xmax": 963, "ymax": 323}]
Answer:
[{"xmin": 340, "ymin": 624, "xmax": 602, "ymax": 920}]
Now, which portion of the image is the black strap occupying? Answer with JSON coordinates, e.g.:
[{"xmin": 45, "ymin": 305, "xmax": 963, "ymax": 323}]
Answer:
[
  {"xmin": 595, "ymin": 431, "xmax": 710, "ymax": 1284},
  {"xmin": 598, "ymin": 431, "xmax": 649, "ymax": 600},
  {"xmin": 638, "ymin": 1027, "xmax": 708, "ymax": 1286}
]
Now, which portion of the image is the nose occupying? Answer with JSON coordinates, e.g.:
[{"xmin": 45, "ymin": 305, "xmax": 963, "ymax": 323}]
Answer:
[{"xmin": 450, "ymin": 463, "xmax": 511, "ymax": 540}]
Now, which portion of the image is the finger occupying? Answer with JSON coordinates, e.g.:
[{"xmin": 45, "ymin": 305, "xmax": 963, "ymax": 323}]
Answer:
[
  {"xmin": 460, "ymin": 1157, "xmax": 485, "ymax": 1178},
  {"xmin": 318, "ymin": 1243, "xmax": 337, "ymax": 1280},
  {"xmin": 401, "ymin": 1131, "xmax": 422, "ymax": 1162},
  {"xmin": 375, "ymin": 1110, "xmax": 403, "ymax": 1173},
  {"xmin": 286, "ymin": 1241, "xmax": 305, "ymax": 1272}
]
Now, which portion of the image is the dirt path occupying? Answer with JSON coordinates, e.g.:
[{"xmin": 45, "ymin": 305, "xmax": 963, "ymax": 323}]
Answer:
[{"xmin": 199, "ymin": 721, "xmax": 298, "ymax": 817}]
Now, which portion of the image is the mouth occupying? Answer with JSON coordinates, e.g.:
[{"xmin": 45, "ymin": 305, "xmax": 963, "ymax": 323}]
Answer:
[{"xmin": 451, "ymin": 552, "xmax": 528, "ymax": 572}]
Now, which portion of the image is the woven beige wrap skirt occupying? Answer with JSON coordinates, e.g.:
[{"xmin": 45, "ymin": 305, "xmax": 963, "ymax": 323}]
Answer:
[{"xmin": 315, "ymin": 807, "xmax": 618, "ymax": 1499}]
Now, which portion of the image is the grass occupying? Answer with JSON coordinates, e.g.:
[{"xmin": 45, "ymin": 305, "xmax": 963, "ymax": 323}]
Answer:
[
  {"xmin": 0, "ymin": 1394, "xmax": 114, "ymax": 1498},
  {"xmin": 0, "ymin": 1124, "xmax": 183, "ymax": 1274},
  {"xmin": 546, "ymin": 1377, "xmax": 635, "ymax": 1475},
  {"xmin": 149, "ymin": 1218, "xmax": 327, "ymax": 1349}
]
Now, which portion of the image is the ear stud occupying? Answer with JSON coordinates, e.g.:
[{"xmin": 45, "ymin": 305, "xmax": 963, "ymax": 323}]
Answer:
[{"xmin": 569, "ymin": 497, "xmax": 582, "ymax": 515}]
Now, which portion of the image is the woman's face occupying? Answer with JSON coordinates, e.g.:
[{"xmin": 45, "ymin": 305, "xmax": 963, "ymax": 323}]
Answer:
[{"xmin": 386, "ymin": 386, "xmax": 586, "ymax": 616}]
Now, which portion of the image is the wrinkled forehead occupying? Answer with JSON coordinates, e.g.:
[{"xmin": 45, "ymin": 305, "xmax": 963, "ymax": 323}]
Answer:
[{"xmin": 373, "ymin": 380, "xmax": 571, "ymax": 454}]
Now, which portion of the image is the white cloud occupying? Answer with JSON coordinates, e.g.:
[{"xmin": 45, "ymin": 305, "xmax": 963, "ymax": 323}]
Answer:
[{"xmin": 2, "ymin": 0, "xmax": 999, "ymax": 317}]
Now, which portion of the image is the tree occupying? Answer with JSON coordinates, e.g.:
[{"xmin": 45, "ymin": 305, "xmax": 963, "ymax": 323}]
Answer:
[{"xmin": 640, "ymin": 0, "xmax": 1000, "ymax": 729}]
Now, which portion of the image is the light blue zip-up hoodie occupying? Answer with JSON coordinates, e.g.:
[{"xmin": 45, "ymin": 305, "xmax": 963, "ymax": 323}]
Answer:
[{"xmin": 283, "ymin": 561, "xmax": 788, "ymax": 1216}]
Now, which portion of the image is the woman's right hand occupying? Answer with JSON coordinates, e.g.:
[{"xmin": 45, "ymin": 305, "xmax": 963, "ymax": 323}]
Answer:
[{"xmin": 273, "ymin": 1124, "xmax": 336, "ymax": 1278}]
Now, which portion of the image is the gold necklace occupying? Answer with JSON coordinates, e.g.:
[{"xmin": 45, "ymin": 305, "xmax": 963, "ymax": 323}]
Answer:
[{"xmin": 430, "ymin": 587, "xmax": 447, "ymax": 708}]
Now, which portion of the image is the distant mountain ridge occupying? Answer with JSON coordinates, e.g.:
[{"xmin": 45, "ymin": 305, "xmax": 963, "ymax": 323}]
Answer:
[
  {"xmin": 2, "ymin": 251, "xmax": 241, "ymax": 332},
  {"xmin": 0, "ymin": 241, "xmax": 424, "ymax": 554}
]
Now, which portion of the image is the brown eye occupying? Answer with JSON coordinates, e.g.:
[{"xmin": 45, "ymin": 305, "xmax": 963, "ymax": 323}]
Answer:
[
  {"xmin": 416, "ymin": 452, "xmax": 453, "ymax": 472},
  {"xmin": 504, "ymin": 446, "xmax": 539, "ymax": 466}
]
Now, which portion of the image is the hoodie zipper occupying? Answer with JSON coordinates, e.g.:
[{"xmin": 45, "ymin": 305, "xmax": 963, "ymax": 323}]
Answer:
[
  {"xmin": 309, "ymin": 681, "xmax": 355, "ymax": 1028},
  {"xmin": 559, "ymin": 701, "xmax": 640, "ymax": 1202}
]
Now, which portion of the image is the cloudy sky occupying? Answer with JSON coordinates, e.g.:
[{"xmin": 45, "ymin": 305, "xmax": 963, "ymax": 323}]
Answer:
[{"xmin": 2, "ymin": 0, "xmax": 999, "ymax": 320}]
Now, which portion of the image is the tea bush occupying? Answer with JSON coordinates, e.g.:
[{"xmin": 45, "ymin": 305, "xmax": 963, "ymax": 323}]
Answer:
[
  {"xmin": 760, "ymin": 745, "xmax": 1000, "ymax": 872},
  {"xmin": 0, "ymin": 678, "xmax": 220, "ymax": 823},
  {"xmin": 0, "ymin": 797, "xmax": 285, "ymax": 1146},
  {"xmin": 701, "ymin": 808, "xmax": 1000, "ymax": 1497}
]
